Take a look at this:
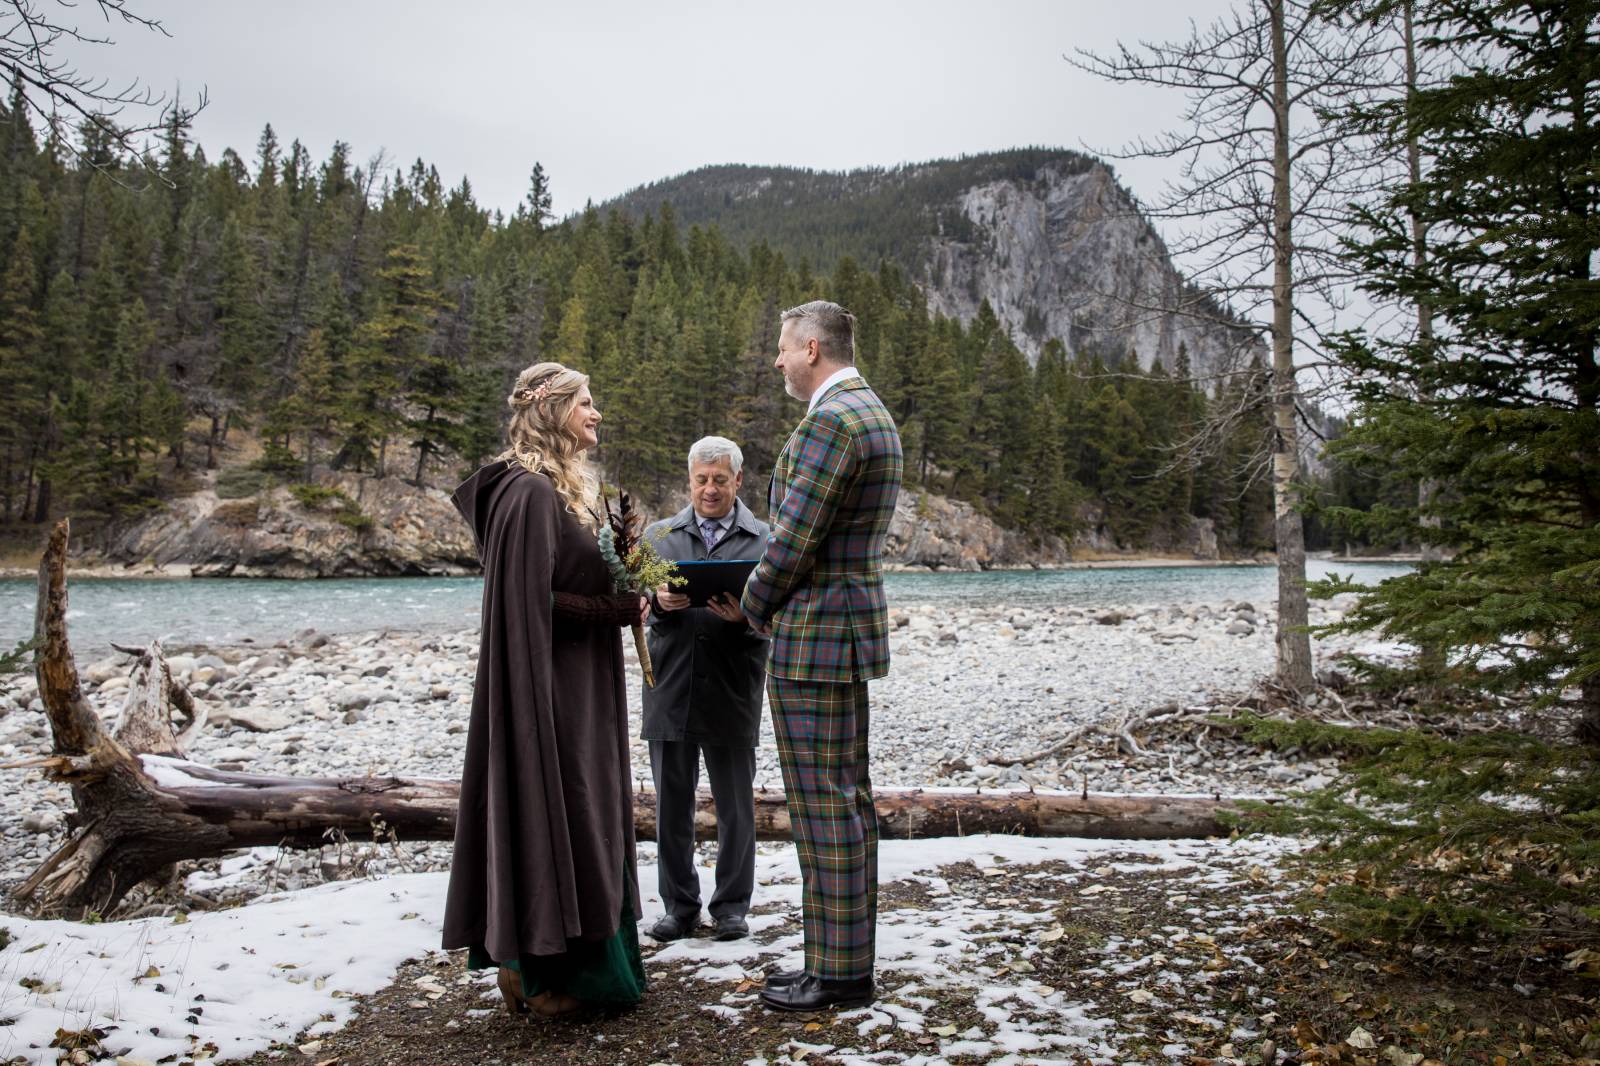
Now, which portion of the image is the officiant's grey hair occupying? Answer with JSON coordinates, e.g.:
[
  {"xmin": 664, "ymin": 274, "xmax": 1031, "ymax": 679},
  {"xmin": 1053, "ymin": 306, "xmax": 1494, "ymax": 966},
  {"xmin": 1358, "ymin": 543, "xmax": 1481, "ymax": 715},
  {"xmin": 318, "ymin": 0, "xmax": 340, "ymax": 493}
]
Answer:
[
  {"xmin": 689, "ymin": 435, "xmax": 743, "ymax": 475},
  {"xmin": 781, "ymin": 300, "xmax": 856, "ymax": 365}
]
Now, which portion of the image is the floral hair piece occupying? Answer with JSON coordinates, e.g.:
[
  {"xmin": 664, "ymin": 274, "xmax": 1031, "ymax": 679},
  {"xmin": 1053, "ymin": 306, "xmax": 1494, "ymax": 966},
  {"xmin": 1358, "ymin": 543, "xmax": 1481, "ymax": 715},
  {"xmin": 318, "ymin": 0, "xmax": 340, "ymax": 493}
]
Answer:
[{"xmin": 514, "ymin": 380, "xmax": 554, "ymax": 405}]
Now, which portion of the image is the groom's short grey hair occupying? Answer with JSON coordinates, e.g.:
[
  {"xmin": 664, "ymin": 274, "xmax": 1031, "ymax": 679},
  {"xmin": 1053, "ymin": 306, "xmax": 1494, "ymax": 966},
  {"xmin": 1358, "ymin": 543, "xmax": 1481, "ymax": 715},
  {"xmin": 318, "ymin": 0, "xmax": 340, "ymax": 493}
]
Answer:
[
  {"xmin": 780, "ymin": 300, "xmax": 856, "ymax": 366},
  {"xmin": 688, "ymin": 435, "xmax": 744, "ymax": 476}
]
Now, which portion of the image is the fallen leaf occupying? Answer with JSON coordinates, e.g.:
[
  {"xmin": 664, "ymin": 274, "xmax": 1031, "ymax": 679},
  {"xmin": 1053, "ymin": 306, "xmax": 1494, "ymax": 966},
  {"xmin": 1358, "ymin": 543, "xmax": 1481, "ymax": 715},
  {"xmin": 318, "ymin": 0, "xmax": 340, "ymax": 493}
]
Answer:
[
  {"xmin": 1347, "ymin": 1026, "xmax": 1377, "ymax": 1050},
  {"xmin": 1382, "ymin": 1047, "xmax": 1423, "ymax": 1066},
  {"xmin": 1039, "ymin": 926, "xmax": 1065, "ymax": 943},
  {"xmin": 929, "ymin": 1025, "xmax": 958, "ymax": 1037}
]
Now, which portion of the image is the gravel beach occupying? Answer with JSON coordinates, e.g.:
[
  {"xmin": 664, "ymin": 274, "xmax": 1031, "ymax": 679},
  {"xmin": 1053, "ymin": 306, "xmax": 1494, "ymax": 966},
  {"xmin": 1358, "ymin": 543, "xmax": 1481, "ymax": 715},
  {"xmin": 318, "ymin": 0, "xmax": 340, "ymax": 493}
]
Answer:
[{"xmin": 0, "ymin": 594, "xmax": 1371, "ymax": 907}]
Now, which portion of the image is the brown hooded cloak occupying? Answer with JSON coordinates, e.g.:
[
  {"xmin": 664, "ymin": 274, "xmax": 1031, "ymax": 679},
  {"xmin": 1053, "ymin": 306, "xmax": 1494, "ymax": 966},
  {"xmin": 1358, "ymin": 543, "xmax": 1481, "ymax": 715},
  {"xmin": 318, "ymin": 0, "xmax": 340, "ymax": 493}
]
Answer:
[{"xmin": 441, "ymin": 460, "xmax": 639, "ymax": 961}]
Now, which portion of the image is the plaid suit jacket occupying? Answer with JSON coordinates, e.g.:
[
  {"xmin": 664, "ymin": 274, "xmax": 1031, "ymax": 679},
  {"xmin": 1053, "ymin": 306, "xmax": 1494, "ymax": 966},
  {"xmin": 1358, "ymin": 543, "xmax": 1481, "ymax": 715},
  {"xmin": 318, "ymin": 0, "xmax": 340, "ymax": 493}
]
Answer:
[{"xmin": 742, "ymin": 377, "xmax": 904, "ymax": 683}]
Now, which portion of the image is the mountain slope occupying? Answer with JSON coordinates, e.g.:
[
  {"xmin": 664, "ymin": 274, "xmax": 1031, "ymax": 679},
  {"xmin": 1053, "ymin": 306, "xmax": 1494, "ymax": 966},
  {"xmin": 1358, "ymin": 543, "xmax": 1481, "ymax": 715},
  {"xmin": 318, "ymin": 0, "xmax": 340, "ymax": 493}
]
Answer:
[{"xmin": 606, "ymin": 148, "xmax": 1255, "ymax": 381}]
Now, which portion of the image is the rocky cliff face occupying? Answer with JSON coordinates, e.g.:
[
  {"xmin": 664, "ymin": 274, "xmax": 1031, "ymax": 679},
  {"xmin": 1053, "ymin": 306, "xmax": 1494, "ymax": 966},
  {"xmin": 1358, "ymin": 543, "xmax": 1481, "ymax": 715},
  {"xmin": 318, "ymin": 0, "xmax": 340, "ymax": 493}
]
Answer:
[
  {"xmin": 607, "ymin": 151, "xmax": 1259, "ymax": 383},
  {"xmin": 924, "ymin": 161, "xmax": 1256, "ymax": 379}
]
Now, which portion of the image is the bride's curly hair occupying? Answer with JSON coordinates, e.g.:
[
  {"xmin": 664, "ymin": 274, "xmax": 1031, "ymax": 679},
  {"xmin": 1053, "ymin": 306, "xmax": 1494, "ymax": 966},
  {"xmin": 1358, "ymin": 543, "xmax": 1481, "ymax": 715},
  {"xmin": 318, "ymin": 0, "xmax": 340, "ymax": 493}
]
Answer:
[{"xmin": 499, "ymin": 362, "xmax": 601, "ymax": 529}]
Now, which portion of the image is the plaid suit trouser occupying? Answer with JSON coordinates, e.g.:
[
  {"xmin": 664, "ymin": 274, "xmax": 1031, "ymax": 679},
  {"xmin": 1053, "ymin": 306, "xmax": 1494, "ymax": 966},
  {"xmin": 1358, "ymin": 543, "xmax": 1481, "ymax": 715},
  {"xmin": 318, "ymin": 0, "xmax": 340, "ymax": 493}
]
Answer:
[{"xmin": 768, "ymin": 675, "xmax": 877, "ymax": 980}]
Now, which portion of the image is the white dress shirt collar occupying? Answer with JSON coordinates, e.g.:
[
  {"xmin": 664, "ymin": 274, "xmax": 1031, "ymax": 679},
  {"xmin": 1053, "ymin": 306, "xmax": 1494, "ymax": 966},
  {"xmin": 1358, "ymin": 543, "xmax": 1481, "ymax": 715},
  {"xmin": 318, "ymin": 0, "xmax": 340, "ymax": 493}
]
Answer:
[{"xmin": 808, "ymin": 366, "xmax": 862, "ymax": 412}]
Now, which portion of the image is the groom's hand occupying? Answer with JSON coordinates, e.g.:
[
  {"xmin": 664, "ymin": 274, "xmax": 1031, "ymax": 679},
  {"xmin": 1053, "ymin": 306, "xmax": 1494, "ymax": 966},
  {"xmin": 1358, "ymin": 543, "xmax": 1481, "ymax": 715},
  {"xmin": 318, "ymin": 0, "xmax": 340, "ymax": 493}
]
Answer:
[{"xmin": 706, "ymin": 593, "xmax": 746, "ymax": 624}]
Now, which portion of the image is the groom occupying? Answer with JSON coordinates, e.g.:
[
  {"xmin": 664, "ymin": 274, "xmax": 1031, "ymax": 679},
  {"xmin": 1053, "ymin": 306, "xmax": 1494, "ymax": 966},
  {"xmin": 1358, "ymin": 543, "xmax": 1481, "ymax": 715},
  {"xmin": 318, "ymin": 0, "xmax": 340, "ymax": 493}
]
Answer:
[{"xmin": 741, "ymin": 300, "xmax": 904, "ymax": 1011}]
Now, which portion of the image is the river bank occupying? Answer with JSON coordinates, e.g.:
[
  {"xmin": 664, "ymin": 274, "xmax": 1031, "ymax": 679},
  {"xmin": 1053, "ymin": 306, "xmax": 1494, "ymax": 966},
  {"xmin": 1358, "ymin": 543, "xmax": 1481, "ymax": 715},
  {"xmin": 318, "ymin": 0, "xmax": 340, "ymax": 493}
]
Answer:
[
  {"xmin": 0, "ymin": 591, "xmax": 1379, "ymax": 905},
  {"xmin": 0, "ymin": 553, "xmax": 1270, "ymax": 582}
]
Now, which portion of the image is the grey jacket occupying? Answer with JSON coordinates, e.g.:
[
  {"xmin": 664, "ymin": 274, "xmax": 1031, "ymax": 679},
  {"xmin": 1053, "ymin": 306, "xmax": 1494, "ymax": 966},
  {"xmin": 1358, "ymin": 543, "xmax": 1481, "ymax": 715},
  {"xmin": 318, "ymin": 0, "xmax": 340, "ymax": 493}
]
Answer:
[{"xmin": 642, "ymin": 498, "xmax": 770, "ymax": 746}]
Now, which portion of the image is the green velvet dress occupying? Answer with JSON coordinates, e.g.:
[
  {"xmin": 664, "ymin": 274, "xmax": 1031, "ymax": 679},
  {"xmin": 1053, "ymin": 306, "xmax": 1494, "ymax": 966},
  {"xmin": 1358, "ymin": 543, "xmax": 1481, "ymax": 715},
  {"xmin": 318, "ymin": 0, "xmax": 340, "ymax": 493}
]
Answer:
[{"xmin": 465, "ymin": 862, "xmax": 647, "ymax": 1004}]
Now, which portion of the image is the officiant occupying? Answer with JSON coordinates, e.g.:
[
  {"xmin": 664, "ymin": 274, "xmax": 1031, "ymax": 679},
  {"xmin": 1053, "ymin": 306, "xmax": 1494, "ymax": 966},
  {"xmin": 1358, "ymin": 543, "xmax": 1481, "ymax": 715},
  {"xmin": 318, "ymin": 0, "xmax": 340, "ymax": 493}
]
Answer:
[{"xmin": 642, "ymin": 436, "xmax": 770, "ymax": 943}]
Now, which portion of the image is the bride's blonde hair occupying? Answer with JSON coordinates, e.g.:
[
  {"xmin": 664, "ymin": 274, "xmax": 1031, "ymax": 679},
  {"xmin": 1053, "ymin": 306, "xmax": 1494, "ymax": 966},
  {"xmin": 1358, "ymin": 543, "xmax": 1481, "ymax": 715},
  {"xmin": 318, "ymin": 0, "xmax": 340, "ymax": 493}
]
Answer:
[{"xmin": 499, "ymin": 362, "xmax": 601, "ymax": 529}]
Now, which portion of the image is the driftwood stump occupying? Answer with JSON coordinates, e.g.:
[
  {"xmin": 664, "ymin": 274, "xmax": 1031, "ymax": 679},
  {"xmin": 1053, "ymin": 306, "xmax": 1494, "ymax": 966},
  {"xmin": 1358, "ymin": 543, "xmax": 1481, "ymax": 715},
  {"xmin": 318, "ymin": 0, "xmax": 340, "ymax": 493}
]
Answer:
[{"xmin": 10, "ymin": 518, "xmax": 1255, "ymax": 917}]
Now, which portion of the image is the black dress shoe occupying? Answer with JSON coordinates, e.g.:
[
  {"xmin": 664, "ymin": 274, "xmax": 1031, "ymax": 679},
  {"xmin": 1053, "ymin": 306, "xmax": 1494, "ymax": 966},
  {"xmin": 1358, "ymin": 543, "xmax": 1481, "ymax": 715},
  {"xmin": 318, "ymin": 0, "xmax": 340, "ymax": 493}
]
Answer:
[
  {"xmin": 646, "ymin": 913, "xmax": 699, "ymax": 941},
  {"xmin": 712, "ymin": 915, "xmax": 749, "ymax": 941},
  {"xmin": 763, "ymin": 967, "xmax": 806, "ymax": 989},
  {"xmin": 759, "ymin": 973, "xmax": 874, "ymax": 1012}
]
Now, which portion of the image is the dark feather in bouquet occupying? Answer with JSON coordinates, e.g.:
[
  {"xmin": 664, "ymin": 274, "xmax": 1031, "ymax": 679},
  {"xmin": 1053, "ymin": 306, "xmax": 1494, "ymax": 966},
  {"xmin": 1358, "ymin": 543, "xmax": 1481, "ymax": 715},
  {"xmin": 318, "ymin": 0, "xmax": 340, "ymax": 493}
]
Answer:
[
  {"xmin": 605, "ymin": 490, "xmax": 642, "ymax": 561},
  {"xmin": 599, "ymin": 490, "xmax": 640, "ymax": 590}
]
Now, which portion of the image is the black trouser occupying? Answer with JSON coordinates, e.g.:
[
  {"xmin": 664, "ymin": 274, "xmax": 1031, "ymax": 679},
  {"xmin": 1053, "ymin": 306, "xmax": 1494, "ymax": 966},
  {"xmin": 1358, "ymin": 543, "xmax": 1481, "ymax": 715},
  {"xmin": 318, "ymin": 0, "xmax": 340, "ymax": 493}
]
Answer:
[{"xmin": 648, "ymin": 740, "xmax": 757, "ymax": 923}]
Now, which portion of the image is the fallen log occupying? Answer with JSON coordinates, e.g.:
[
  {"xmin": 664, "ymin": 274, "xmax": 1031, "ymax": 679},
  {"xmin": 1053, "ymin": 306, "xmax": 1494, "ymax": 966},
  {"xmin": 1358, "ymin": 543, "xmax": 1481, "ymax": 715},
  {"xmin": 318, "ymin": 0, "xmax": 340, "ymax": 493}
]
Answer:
[{"xmin": 12, "ymin": 519, "xmax": 1263, "ymax": 917}]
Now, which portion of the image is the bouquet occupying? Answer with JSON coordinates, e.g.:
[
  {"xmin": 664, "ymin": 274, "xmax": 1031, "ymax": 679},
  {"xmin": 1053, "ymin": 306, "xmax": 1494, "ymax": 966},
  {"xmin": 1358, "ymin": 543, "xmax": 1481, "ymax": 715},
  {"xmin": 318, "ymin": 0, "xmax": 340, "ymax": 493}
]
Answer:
[{"xmin": 597, "ymin": 489, "xmax": 682, "ymax": 687}]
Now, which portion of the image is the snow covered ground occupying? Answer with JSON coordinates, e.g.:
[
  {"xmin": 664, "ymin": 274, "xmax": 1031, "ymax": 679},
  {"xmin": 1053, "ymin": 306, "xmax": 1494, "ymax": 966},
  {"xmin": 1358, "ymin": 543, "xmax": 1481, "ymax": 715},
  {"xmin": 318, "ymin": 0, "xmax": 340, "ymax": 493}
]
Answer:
[{"xmin": 0, "ymin": 834, "xmax": 1296, "ymax": 1065}]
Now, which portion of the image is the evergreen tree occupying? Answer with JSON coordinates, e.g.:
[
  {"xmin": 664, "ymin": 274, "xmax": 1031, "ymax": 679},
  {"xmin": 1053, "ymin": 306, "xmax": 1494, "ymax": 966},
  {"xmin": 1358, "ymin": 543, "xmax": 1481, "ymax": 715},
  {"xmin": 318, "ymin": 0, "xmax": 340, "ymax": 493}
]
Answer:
[
  {"xmin": 1319, "ymin": 0, "xmax": 1600, "ymax": 738},
  {"xmin": 213, "ymin": 213, "xmax": 265, "ymax": 437},
  {"xmin": 338, "ymin": 243, "xmax": 438, "ymax": 476},
  {"xmin": 0, "ymin": 226, "xmax": 43, "ymax": 520}
]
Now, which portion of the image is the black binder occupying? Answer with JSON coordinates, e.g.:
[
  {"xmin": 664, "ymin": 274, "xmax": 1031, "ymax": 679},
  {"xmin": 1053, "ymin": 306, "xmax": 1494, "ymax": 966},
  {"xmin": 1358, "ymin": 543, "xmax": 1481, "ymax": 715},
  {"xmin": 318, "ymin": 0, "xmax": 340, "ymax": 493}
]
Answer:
[{"xmin": 672, "ymin": 558, "xmax": 760, "ymax": 608}]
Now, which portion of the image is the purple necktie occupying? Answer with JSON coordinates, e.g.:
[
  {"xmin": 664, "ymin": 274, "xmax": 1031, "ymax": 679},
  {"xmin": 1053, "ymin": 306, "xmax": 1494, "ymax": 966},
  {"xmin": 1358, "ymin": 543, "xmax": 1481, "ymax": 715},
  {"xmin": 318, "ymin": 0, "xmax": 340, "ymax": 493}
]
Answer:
[{"xmin": 700, "ymin": 519, "xmax": 723, "ymax": 552}]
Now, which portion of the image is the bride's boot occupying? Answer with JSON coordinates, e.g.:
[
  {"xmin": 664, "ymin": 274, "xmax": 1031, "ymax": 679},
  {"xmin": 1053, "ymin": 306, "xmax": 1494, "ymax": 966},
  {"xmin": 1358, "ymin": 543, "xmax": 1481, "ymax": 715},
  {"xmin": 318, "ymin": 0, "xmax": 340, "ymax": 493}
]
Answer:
[
  {"xmin": 529, "ymin": 991, "xmax": 582, "ymax": 1018},
  {"xmin": 496, "ymin": 966, "xmax": 529, "ymax": 1015}
]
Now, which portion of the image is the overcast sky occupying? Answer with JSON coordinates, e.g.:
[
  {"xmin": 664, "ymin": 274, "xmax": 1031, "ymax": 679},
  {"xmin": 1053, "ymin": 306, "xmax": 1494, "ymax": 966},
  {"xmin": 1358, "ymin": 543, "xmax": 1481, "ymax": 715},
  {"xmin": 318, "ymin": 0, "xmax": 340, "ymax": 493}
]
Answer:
[{"xmin": 55, "ymin": 1, "xmax": 1235, "ymax": 218}]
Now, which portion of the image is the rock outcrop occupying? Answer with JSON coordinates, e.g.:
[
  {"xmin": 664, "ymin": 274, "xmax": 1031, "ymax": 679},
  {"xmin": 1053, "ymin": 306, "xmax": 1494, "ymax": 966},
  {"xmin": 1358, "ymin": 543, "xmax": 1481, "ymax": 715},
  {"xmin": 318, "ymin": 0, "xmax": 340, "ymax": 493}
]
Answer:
[
  {"xmin": 886, "ymin": 491, "xmax": 1069, "ymax": 570},
  {"xmin": 107, "ymin": 473, "xmax": 479, "ymax": 578},
  {"xmin": 94, "ymin": 472, "xmax": 1226, "ymax": 578}
]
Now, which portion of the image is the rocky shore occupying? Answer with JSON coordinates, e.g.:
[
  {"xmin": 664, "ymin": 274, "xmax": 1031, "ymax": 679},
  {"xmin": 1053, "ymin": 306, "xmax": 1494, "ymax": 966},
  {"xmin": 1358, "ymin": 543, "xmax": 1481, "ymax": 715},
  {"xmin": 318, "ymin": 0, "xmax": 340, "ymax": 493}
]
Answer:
[{"xmin": 0, "ymin": 593, "xmax": 1368, "ymax": 910}]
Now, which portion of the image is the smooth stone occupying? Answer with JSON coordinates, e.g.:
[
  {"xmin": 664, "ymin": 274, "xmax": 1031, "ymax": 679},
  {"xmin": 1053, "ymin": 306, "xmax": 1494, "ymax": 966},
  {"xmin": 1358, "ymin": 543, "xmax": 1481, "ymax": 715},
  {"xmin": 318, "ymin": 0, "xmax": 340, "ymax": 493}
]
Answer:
[{"xmin": 214, "ymin": 705, "xmax": 295, "ymax": 732}]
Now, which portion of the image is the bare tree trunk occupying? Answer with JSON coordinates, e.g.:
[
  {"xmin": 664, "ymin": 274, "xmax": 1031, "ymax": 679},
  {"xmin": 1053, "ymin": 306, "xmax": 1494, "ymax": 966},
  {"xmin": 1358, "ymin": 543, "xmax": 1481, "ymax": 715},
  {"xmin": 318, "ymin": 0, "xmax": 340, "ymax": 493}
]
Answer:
[
  {"xmin": 412, "ymin": 407, "xmax": 433, "ymax": 486},
  {"xmin": 1269, "ymin": 0, "xmax": 1314, "ymax": 692},
  {"xmin": 14, "ymin": 519, "xmax": 1258, "ymax": 917},
  {"xmin": 206, "ymin": 413, "xmax": 220, "ymax": 470},
  {"xmin": 1404, "ymin": 0, "xmax": 1446, "ymax": 677}
]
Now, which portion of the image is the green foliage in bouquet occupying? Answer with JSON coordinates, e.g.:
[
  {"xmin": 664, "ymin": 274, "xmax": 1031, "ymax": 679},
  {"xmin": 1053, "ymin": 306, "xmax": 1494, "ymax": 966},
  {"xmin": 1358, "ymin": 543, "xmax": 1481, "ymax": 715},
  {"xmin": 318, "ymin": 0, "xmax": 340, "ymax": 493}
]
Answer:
[{"xmin": 597, "ymin": 523, "xmax": 682, "ymax": 597}]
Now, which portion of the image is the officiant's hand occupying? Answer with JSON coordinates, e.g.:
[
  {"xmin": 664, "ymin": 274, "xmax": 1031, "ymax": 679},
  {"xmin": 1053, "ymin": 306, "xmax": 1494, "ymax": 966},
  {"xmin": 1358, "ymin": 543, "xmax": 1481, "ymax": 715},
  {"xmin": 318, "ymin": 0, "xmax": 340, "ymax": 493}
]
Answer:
[
  {"xmin": 706, "ymin": 593, "xmax": 746, "ymax": 624},
  {"xmin": 639, "ymin": 595, "xmax": 650, "ymax": 625},
  {"xmin": 655, "ymin": 585, "xmax": 690, "ymax": 612}
]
